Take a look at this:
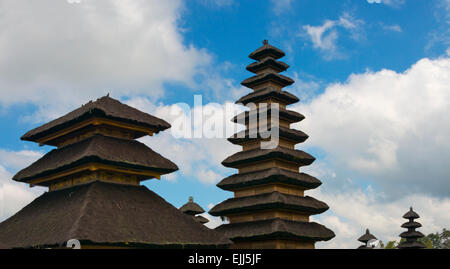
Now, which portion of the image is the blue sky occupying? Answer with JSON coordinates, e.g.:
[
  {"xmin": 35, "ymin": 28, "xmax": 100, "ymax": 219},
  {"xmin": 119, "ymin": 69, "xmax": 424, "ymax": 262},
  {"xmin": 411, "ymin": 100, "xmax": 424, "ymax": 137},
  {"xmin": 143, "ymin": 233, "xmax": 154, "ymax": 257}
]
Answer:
[{"xmin": 0, "ymin": 0, "xmax": 449, "ymax": 248}]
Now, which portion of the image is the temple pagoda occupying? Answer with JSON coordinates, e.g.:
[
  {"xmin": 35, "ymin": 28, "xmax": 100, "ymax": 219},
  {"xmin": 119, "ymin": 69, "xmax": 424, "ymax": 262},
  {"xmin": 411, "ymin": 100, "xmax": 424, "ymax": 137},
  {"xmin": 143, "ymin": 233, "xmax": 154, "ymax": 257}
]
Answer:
[
  {"xmin": 180, "ymin": 197, "xmax": 209, "ymax": 224},
  {"xmin": 209, "ymin": 41, "xmax": 335, "ymax": 249},
  {"xmin": 357, "ymin": 229, "xmax": 377, "ymax": 249},
  {"xmin": 397, "ymin": 207, "xmax": 426, "ymax": 249},
  {"xmin": 0, "ymin": 95, "xmax": 230, "ymax": 249}
]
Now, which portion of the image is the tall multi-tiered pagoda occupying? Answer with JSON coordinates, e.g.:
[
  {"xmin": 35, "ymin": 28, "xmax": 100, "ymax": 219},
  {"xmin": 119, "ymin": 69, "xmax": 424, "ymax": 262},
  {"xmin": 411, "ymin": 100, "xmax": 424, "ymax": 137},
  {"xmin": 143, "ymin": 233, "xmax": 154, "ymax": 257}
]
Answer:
[
  {"xmin": 0, "ymin": 95, "xmax": 230, "ymax": 249},
  {"xmin": 209, "ymin": 41, "xmax": 335, "ymax": 249},
  {"xmin": 357, "ymin": 229, "xmax": 377, "ymax": 249},
  {"xmin": 397, "ymin": 207, "xmax": 426, "ymax": 249},
  {"xmin": 180, "ymin": 197, "xmax": 209, "ymax": 224}
]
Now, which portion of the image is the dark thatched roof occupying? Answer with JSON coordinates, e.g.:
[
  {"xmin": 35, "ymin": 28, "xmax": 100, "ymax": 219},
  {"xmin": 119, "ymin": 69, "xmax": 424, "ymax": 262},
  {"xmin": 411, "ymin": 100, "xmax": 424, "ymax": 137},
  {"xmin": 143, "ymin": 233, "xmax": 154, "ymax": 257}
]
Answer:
[
  {"xmin": 0, "ymin": 241, "xmax": 7, "ymax": 249},
  {"xmin": 13, "ymin": 134, "xmax": 178, "ymax": 182},
  {"xmin": 399, "ymin": 231, "xmax": 425, "ymax": 239},
  {"xmin": 194, "ymin": 215, "xmax": 209, "ymax": 224},
  {"xmin": 403, "ymin": 207, "xmax": 420, "ymax": 219},
  {"xmin": 232, "ymin": 107, "xmax": 305, "ymax": 125},
  {"xmin": 215, "ymin": 218, "xmax": 335, "ymax": 242},
  {"xmin": 0, "ymin": 181, "xmax": 230, "ymax": 249},
  {"xmin": 357, "ymin": 229, "xmax": 377, "ymax": 243},
  {"xmin": 236, "ymin": 87, "xmax": 299, "ymax": 106},
  {"xmin": 398, "ymin": 207, "xmax": 425, "ymax": 249},
  {"xmin": 21, "ymin": 96, "xmax": 171, "ymax": 142},
  {"xmin": 241, "ymin": 72, "xmax": 294, "ymax": 89},
  {"xmin": 228, "ymin": 126, "xmax": 308, "ymax": 145},
  {"xmin": 249, "ymin": 42, "xmax": 286, "ymax": 61},
  {"xmin": 209, "ymin": 191, "xmax": 328, "ymax": 216},
  {"xmin": 217, "ymin": 167, "xmax": 322, "ymax": 191},
  {"xmin": 246, "ymin": 58, "xmax": 289, "ymax": 73},
  {"xmin": 401, "ymin": 221, "xmax": 422, "ymax": 229},
  {"xmin": 397, "ymin": 241, "xmax": 426, "ymax": 249},
  {"xmin": 179, "ymin": 197, "xmax": 205, "ymax": 215},
  {"xmin": 222, "ymin": 147, "xmax": 315, "ymax": 168}
]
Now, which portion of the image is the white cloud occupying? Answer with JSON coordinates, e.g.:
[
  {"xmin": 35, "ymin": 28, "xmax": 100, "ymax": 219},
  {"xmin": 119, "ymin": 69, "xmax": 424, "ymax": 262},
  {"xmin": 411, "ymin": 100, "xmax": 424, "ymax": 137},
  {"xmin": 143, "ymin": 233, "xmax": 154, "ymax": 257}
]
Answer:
[
  {"xmin": 271, "ymin": 0, "xmax": 294, "ymax": 15},
  {"xmin": 196, "ymin": 168, "xmax": 222, "ymax": 185},
  {"xmin": 381, "ymin": 23, "xmax": 402, "ymax": 32},
  {"xmin": 301, "ymin": 13, "xmax": 364, "ymax": 60},
  {"xmin": 367, "ymin": 0, "xmax": 405, "ymax": 7},
  {"xmin": 0, "ymin": 0, "xmax": 211, "ymax": 121},
  {"xmin": 0, "ymin": 148, "xmax": 46, "ymax": 221},
  {"xmin": 0, "ymin": 165, "xmax": 45, "ymax": 222},
  {"xmin": 293, "ymin": 56, "xmax": 450, "ymax": 198},
  {"xmin": 198, "ymin": 0, "xmax": 234, "ymax": 8},
  {"xmin": 0, "ymin": 149, "xmax": 43, "ymax": 171}
]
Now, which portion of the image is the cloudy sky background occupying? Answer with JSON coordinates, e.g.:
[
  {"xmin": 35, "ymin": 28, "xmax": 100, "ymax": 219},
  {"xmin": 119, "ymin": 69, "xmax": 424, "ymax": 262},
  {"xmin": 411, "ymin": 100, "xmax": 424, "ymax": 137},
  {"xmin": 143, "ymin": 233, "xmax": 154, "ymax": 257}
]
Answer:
[{"xmin": 0, "ymin": 0, "xmax": 449, "ymax": 248}]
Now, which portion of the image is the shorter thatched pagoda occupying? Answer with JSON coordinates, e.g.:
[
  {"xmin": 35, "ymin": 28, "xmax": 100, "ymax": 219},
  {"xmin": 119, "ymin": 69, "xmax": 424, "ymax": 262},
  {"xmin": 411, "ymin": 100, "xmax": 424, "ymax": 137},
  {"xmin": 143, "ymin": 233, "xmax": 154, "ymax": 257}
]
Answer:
[
  {"xmin": 180, "ymin": 197, "xmax": 209, "ymax": 224},
  {"xmin": 0, "ymin": 95, "xmax": 230, "ymax": 249},
  {"xmin": 357, "ymin": 229, "xmax": 377, "ymax": 249},
  {"xmin": 397, "ymin": 207, "xmax": 426, "ymax": 249}
]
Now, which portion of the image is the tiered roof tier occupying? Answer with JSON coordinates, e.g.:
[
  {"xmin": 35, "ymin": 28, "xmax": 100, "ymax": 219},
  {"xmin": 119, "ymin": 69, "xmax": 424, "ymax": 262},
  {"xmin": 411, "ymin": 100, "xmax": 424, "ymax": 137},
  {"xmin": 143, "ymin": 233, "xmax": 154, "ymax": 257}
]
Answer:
[
  {"xmin": 0, "ymin": 96, "xmax": 230, "ymax": 249},
  {"xmin": 357, "ymin": 229, "xmax": 377, "ymax": 249},
  {"xmin": 209, "ymin": 41, "xmax": 335, "ymax": 249},
  {"xmin": 397, "ymin": 207, "xmax": 426, "ymax": 249},
  {"xmin": 180, "ymin": 197, "xmax": 209, "ymax": 224}
]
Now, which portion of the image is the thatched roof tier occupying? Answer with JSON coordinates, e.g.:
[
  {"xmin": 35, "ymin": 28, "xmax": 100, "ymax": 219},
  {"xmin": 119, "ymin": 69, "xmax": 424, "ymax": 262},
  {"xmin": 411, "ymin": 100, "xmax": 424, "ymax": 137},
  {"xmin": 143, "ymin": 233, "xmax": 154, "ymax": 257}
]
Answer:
[
  {"xmin": 241, "ymin": 72, "xmax": 294, "ymax": 89},
  {"xmin": 215, "ymin": 218, "xmax": 335, "ymax": 242},
  {"xmin": 179, "ymin": 197, "xmax": 205, "ymax": 215},
  {"xmin": 401, "ymin": 221, "xmax": 422, "ymax": 229},
  {"xmin": 249, "ymin": 41, "xmax": 286, "ymax": 61},
  {"xmin": 13, "ymin": 134, "xmax": 178, "ymax": 183},
  {"xmin": 0, "ymin": 181, "xmax": 230, "ymax": 249},
  {"xmin": 194, "ymin": 216, "xmax": 209, "ymax": 224},
  {"xmin": 222, "ymin": 147, "xmax": 315, "ymax": 168},
  {"xmin": 217, "ymin": 168, "xmax": 321, "ymax": 191},
  {"xmin": 246, "ymin": 58, "xmax": 289, "ymax": 74},
  {"xmin": 21, "ymin": 96, "xmax": 171, "ymax": 144},
  {"xmin": 399, "ymin": 231, "xmax": 425, "ymax": 239},
  {"xmin": 209, "ymin": 192, "xmax": 328, "ymax": 216},
  {"xmin": 403, "ymin": 208, "xmax": 420, "ymax": 219},
  {"xmin": 397, "ymin": 241, "xmax": 427, "ymax": 249},
  {"xmin": 228, "ymin": 126, "xmax": 308, "ymax": 145},
  {"xmin": 357, "ymin": 229, "xmax": 377, "ymax": 244},
  {"xmin": 236, "ymin": 87, "xmax": 299, "ymax": 106},
  {"xmin": 398, "ymin": 207, "xmax": 426, "ymax": 249},
  {"xmin": 232, "ymin": 108, "xmax": 305, "ymax": 125}
]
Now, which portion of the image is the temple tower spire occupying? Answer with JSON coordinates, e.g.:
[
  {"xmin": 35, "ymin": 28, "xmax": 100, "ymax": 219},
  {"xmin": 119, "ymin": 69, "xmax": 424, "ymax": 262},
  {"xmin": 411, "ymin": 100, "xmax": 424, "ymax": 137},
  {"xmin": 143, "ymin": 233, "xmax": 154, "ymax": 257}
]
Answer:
[
  {"xmin": 357, "ymin": 229, "xmax": 377, "ymax": 249},
  {"xmin": 398, "ymin": 207, "xmax": 426, "ymax": 249},
  {"xmin": 209, "ymin": 41, "xmax": 335, "ymax": 249},
  {"xmin": 180, "ymin": 196, "xmax": 209, "ymax": 224}
]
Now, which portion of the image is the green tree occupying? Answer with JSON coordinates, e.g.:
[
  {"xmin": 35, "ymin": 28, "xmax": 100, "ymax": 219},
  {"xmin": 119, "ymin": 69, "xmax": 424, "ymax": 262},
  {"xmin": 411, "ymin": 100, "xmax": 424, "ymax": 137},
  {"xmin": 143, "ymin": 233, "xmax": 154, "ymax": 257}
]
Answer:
[{"xmin": 384, "ymin": 240, "xmax": 397, "ymax": 249}]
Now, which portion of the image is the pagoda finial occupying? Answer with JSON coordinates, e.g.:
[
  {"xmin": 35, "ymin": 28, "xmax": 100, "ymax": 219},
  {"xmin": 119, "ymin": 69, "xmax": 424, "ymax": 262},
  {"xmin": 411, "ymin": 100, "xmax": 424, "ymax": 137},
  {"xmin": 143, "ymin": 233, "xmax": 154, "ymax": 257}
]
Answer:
[
  {"xmin": 263, "ymin": 39, "xmax": 268, "ymax": 45},
  {"xmin": 189, "ymin": 196, "xmax": 194, "ymax": 203}
]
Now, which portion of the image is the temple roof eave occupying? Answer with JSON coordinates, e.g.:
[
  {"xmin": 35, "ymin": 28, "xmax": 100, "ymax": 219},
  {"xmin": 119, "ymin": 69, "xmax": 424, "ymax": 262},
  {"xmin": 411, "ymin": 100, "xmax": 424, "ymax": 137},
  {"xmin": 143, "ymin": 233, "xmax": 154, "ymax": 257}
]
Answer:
[
  {"xmin": 222, "ymin": 147, "xmax": 315, "ymax": 168},
  {"xmin": 13, "ymin": 134, "xmax": 178, "ymax": 183},
  {"xmin": 236, "ymin": 87, "xmax": 299, "ymax": 106},
  {"xmin": 209, "ymin": 192, "xmax": 329, "ymax": 216},
  {"xmin": 215, "ymin": 218, "xmax": 335, "ymax": 242},
  {"xmin": 21, "ymin": 96, "xmax": 171, "ymax": 143},
  {"xmin": 216, "ymin": 168, "xmax": 322, "ymax": 191}
]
